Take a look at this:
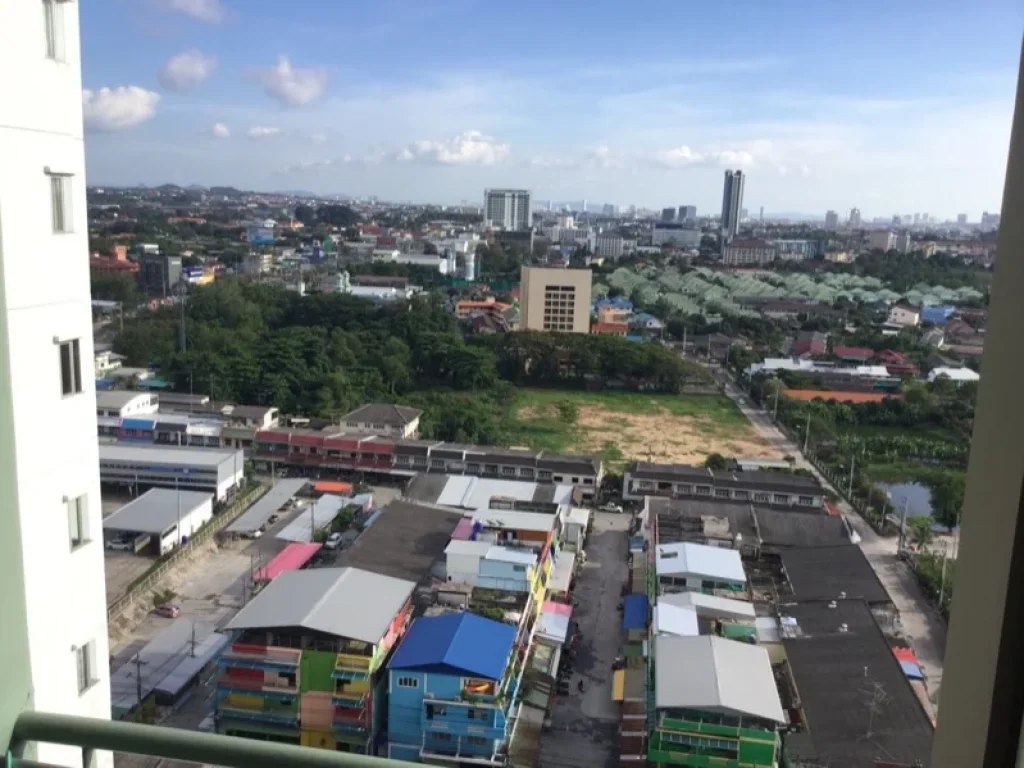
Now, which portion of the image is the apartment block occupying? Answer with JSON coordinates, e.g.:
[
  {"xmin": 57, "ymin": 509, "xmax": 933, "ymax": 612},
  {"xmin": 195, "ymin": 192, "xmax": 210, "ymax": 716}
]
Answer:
[{"xmin": 519, "ymin": 266, "xmax": 592, "ymax": 333}]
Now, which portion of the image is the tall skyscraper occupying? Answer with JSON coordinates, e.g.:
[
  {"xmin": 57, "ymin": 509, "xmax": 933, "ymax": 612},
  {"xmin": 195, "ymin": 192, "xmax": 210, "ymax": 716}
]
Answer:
[
  {"xmin": 661, "ymin": 208, "xmax": 677, "ymax": 222},
  {"xmin": 849, "ymin": 207, "xmax": 862, "ymax": 228},
  {"xmin": 678, "ymin": 205, "xmax": 697, "ymax": 224},
  {"xmin": 957, "ymin": 213, "xmax": 968, "ymax": 225},
  {"xmin": 759, "ymin": 206, "xmax": 764, "ymax": 223},
  {"xmin": 1, "ymin": 2, "xmax": 113, "ymax": 766},
  {"xmin": 720, "ymin": 170, "xmax": 745, "ymax": 240},
  {"xmin": 484, "ymin": 189, "xmax": 532, "ymax": 230},
  {"xmin": 825, "ymin": 210, "xmax": 839, "ymax": 230}
]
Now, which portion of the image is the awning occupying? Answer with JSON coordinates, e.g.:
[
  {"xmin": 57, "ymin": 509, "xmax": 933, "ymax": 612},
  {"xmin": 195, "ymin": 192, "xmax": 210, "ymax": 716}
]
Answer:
[
  {"xmin": 612, "ymin": 669, "xmax": 625, "ymax": 702},
  {"xmin": 622, "ymin": 594, "xmax": 649, "ymax": 631}
]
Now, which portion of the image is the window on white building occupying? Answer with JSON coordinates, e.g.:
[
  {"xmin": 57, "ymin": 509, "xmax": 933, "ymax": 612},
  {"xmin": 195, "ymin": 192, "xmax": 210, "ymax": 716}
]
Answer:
[
  {"xmin": 49, "ymin": 172, "xmax": 73, "ymax": 232},
  {"xmin": 43, "ymin": 0, "xmax": 66, "ymax": 61},
  {"xmin": 59, "ymin": 338, "xmax": 82, "ymax": 396},
  {"xmin": 396, "ymin": 676, "xmax": 419, "ymax": 689},
  {"xmin": 67, "ymin": 494, "xmax": 88, "ymax": 549},
  {"xmin": 75, "ymin": 640, "xmax": 97, "ymax": 694}
]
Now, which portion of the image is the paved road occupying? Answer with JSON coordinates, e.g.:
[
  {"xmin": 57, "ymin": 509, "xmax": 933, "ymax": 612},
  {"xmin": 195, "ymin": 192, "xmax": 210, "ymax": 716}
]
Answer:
[
  {"xmin": 719, "ymin": 374, "xmax": 948, "ymax": 709},
  {"xmin": 538, "ymin": 512, "xmax": 629, "ymax": 768}
]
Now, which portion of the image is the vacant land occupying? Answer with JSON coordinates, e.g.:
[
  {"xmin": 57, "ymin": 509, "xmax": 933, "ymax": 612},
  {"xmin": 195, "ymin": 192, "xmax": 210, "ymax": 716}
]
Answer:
[{"xmin": 509, "ymin": 389, "xmax": 782, "ymax": 469}]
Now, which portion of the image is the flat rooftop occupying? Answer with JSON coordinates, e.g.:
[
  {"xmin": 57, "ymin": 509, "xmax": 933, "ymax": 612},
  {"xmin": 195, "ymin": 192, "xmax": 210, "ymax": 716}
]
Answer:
[
  {"xmin": 98, "ymin": 443, "xmax": 241, "ymax": 468},
  {"xmin": 226, "ymin": 478, "xmax": 308, "ymax": 535},
  {"xmin": 781, "ymin": 545, "xmax": 890, "ymax": 604},
  {"xmin": 754, "ymin": 508, "xmax": 854, "ymax": 549},
  {"xmin": 781, "ymin": 599, "xmax": 934, "ymax": 767},
  {"xmin": 335, "ymin": 499, "xmax": 462, "ymax": 584},
  {"xmin": 103, "ymin": 488, "xmax": 212, "ymax": 534},
  {"xmin": 651, "ymin": 498, "xmax": 758, "ymax": 545}
]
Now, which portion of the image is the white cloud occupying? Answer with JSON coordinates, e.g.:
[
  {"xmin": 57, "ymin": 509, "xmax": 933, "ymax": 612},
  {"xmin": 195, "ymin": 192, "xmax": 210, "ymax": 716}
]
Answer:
[
  {"xmin": 394, "ymin": 130, "xmax": 509, "ymax": 165},
  {"xmin": 210, "ymin": 122, "xmax": 230, "ymax": 138},
  {"xmin": 159, "ymin": 49, "xmax": 216, "ymax": 91},
  {"xmin": 247, "ymin": 126, "xmax": 282, "ymax": 139},
  {"xmin": 654, "ymin": 145, "xmax": 705, "ymax": 167},
  {"xmin": 161, "ymin": 0, "xmax": 228, "ymax": 23},
  {"xmin": 82, "ymin": 87, "xmax": 160, "ymax": 131},
  {"xmin": 255, "ymin": 56, "xmax": 328, "ymax": 108},
  {"xmin": 651, "ymin": 145, "xmax": 756, "ymax": 169},
  {"xmin": 310, "ymin": 132, "xmax": 327, "ymax": 144}
]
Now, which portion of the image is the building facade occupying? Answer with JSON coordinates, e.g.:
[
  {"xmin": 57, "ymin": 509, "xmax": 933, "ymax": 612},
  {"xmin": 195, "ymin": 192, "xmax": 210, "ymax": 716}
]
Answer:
[
  {"xmin": 824, "ymin": 210, "xmax": 839, "ymax": 230},
  {"xmin": 139, "ymin": 252, "xmax": 182, "ymax": 297},
  {"xmin": 484, "ymin": 189, "xmax": 531, "ymax": 231},
  {"xmin": 0, "ymin": 2, "xmax": 113, "ymax": 765},
  {"xmin": 519, "ymin": 266, "xmax": 592, "ymax": 333},
  {"xmin": 678, "ymin": 205, "xmax": 697, "ymax": 224},
  {"xmin": 720, "ymin": 170, "xmax": 745, "ymax": 241},
  {"xmin": 652, "ymin": 224, "xmax": 701, "ymax": 248},
  {"xmin": 622, "ymin": 463, "xmax": 824, "ymax": 507},
  {"xmin": 722, "ymin": 239, "xmax": 776, "ymax": 266}
]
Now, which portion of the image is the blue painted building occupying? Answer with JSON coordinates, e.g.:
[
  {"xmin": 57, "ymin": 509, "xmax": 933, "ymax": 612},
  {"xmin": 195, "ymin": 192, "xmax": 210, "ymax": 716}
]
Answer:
[
  {"xmin": 387, "ymin": 613, "xmax": 521, "ymax": 764},
  {"xmin": 921, "ymin": 305, "xmax": 956, "ymax": 325}
]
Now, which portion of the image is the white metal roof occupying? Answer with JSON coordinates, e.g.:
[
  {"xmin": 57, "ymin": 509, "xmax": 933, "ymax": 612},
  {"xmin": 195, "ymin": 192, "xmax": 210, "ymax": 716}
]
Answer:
[
  {"xmin": 928, "ymin": 366, "xmax": 980, "ymax": 382},
  {"xmin": 103, "ymin": 488, "xmax": 212, "ymax": 534},
  {"xmin": 98, "ymin": 443, "xmax": 241, "ymax": 469},
  {"xmin": 226, "ymin": 478, "xmax": 308, "ymax": 534},
  {"xmin": 276, "ymin": 494, "xmax": 346, "ymax": 542},
  {"xmin": 566, "ymin": 507, "xmax": 591, "ymax": 527},
  {"xmin": 658, "ymin": 591, "xmax": 756, "ymax": 620},
  {"xmin": 654, "ymin": 635, "xmax": 785, "ymax": 723},
  {"xmin": 96, "ymin": 391, "xmax": 154, "ymax": 409},
  {"xmin": 224, "ymin": 567, "xmax": 416, "ymax": 644},
  {"xmin": 656, "ymin": 542, "xmax": 746, "ymax": 584},
  {"xmin": 153, "ymin": 632, "xmax": 229, "ymax": 697},
  {"xmin": 653, "ymin": 603, "xmax": 700, "ymax": 637},
  {"xmin": 444, "ymin": 539, "xmax": 492, "ymax": 557},
  {"xmin": 485, "ymin": 546, "xmax": 537, "ymax": 566},
  {"xmin": 472, "ymin": 510, "xmax": 557, "ymax": 533},
  {"xmin": 549, "ymin": 552, "xmax": 577, "ymax": 594}
]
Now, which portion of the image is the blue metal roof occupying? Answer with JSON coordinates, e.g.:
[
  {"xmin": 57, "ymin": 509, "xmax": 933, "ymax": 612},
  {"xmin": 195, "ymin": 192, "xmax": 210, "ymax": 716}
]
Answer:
[
  {"xmin": 388, "ymin": 613, "xmax": 515, "ymax": 681},
  {"xmin": 622, "ymin": 594, "xmax": 649, "ymax": 631},
  {"xmin": 121, "ymin": 418, "xmax": 157, "ymax": 431}
]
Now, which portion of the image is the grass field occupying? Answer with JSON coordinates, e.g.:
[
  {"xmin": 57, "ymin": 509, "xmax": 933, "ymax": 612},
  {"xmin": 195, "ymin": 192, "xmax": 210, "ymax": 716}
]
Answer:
[{"xmin": 507, "ymin": 389, "xmax": 782, "ymax": 469}]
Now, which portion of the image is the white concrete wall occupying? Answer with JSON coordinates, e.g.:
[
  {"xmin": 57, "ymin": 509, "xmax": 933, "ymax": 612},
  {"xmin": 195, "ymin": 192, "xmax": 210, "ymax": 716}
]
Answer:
[{"xmin": 0, "ymin": 2, "xmax": 113, "ymax": 766}]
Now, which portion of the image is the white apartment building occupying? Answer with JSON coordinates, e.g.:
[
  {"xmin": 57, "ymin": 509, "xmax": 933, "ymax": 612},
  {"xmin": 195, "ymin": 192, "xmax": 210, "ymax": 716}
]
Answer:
[
  {"xmin": 484, "ymin": 188, "xmax": 532, "ymax": 230},
  {"xmin": 0, "ymin": 2, "xmax": 113, "ymax": 766},
  {"xmin": 868, "ymin": 230, "xmax": 897, "ymax": 251},
  {"xmin": 594, "ymin": 234, "xmax": 636, "ymax": 260}
]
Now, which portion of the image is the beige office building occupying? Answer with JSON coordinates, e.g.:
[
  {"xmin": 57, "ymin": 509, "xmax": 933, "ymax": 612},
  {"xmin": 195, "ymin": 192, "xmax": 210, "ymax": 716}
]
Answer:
[{"xmin": 519, "ymin": 267, "xmax": 592, "ymax": 333}]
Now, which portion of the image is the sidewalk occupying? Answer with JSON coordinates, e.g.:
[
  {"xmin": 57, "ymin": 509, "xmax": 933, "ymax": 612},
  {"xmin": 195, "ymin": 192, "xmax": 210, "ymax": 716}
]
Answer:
[{"xmin": 719, "ymin": 374, "xmax": 948, "ymax": 708}]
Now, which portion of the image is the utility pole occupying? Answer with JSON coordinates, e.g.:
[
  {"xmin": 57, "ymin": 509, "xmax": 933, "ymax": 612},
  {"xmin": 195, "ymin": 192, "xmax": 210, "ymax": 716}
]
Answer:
[
  {"xmin": 803, "ymin": 413, "xmax": 811, "ymax": 454},
  {"xmin": 135, "ymin": 654, "xmax": 144, "ymax": 709},
  {"xmin": 190, "ymin": 622, "xmax": 197, "ymax": 657},
  {"xmin": 772, "ymin": 383, "xmax": 780, "ymax": 422},
  {"xmin": 938, "ymin": 547, "xmax": 949, "ymax": 607},
  {"xmin": 682, "ymin": 325, "xmax": 687, "ymax": 358},
  {"xmin": 897, "ymin": 497, "xmax": 910, "ymax": 554},
  {"xmin": 175, "ymin": 477, "xmax": 181, "ymax": 549},
  {"xmin": 847, "ymin": 454, "xmax": 855, "ymax": 499}
]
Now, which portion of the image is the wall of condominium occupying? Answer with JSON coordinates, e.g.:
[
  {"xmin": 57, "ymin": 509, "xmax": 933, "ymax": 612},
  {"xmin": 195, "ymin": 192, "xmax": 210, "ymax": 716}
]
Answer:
[
  {"xmin": 519, "ymin": 266, "xmax": 593, "ymax": 333},
  {"xmin": 0, "ymin": 2, "xmax": 112, "ymax": 766}
]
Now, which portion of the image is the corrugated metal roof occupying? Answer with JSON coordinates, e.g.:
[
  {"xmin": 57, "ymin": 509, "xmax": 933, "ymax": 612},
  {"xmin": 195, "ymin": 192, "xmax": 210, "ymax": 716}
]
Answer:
[
  {"xmin": 226, "ymin": 478, "xmax": 308, "ymax": 534},
  {"xmin": 653, "ymin": 603, "xmax": 699, "ymax": 637},
  {"xmin": 472, "ymin": 510, "xmax": 557, "ymax": 533},
  {"xmin": 388, "ymin": 613, "xmax": 515, "ymax": 680},
  {"xmin": 153, "ymin": 632, "xmax": 229, "ymax": 698},
  {"xmin": 224, "ymin": 567, "xmax": 415, "ymax": 644},
  {"xmin": 658, "ymin": 591, "xmax": 756, "ymax": 620},
  {"xmin": 103, "ymin": 488, "xmax": 212, "ymax": 535},
  {"xmin": 549, "ymin": 552, "xmax": 576, "ymax": 594},
  {"xmin": 656, "ymin": 542, "xmax": 746, "ymax": 584},
  {"xmin": 98, "ymin": 443, "xmax": 242, "ymax": 469},
  {"xmin": 275, "ymin": 494, "xmax": 347, "ymax": 543},
  {"xmin": 254, "ymin": 542, "xmax": 323, "ymax": 583},
  {"xmin": 654, "ymin": 635, "xmax": 785, "ymax": 722}
]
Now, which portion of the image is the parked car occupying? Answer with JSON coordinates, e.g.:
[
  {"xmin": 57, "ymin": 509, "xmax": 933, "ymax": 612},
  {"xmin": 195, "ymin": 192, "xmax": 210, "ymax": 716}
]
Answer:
[
  {"xmin": 268, "ymin": 513, "xmax": 280, "ymax": 525},
  {"xmin": 324, "ymin": 532, "xmax": 344, "ymax": 550},
  {"xmin": 599, "ymin": 503, "xmax": 624, "ymax": 514},
  {"xmin": 154, "ymin": 604, "xmax": 181, "ymax": 619},
  {"xmin": 105, "ymin": 538, "xmax": 134, "ymax": 552}
]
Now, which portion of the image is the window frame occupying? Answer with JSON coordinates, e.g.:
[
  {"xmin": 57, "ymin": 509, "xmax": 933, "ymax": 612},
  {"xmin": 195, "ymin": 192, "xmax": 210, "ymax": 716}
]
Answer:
[
  {"xmin": 67, "ymin": 494, "xmax": 89, "ymax": 551},
  {"xmin": 43, "ymin": 0, "xmax": 68, "ymax": 62},
  {"xmin": 47, "ymin": 170, "xmax": 73, "ymax": 234},
  {"xmin": 75, "ymin": 640, "xmax": 97, "ymax": 695},
  {"xmin": 58, "ymin": 338, "xmax": 83, "ymax": 397},
  {"xmin": 396, "ymin": 676, "xmax": 419, "ymax": 689}
]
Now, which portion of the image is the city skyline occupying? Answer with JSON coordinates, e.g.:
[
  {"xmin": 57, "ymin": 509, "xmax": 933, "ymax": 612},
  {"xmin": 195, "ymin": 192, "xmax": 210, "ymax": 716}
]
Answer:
[{"xmin": 80, "ymin": 0, "xmax": 1021, "ymax": 216}]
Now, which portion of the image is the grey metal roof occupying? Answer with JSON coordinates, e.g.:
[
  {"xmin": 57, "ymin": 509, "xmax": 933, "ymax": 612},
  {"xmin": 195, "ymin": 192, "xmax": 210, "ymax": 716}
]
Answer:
[
  {"xmin": 224, "ymin": 567, "xmax": 416, "ymax": 644},
  {"xmin": 98, "ymin": 443, "xmax": 242, "ymax": 469},
  {"xmin": 781, "ymin": 545, "xmax": 890, "ymax": 603},
  {"xmin": 654, "ymin": 635, "xmax": 785, "ymax": 723},
  {"xmin": 96, "ymin": 390, "xmax": 154, "ymax": 409},
  {"xmin": 225, "ymin": 479, "xmax": 309, "ymax": 534},
  {"xmin": 153, "ymin": 632, "xmax": 229, "ymax": 698},
  {"xmin": 103, "ymin": 488, "xmax": 212, "ymax": 534},
  {"xmin": 342, "ymin": 403, "xmax": 423, "ymax": 425}
]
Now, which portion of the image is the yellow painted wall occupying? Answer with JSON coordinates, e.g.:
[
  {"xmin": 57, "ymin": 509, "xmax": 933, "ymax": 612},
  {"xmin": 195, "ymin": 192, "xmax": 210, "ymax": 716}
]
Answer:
[{"xmin": 300, "ymin": 728, "xmax": 336, "ymax": 750}]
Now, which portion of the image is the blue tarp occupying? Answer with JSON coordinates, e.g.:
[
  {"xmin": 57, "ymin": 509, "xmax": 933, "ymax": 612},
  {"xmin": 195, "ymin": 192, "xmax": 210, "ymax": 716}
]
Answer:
[
  {"xmin": 899, "ymin": 660, "xmax": 924, "ymax": 680},
  {"xmin": 622, "ymin": 594, "xmax": 649, "ymax": 631}
]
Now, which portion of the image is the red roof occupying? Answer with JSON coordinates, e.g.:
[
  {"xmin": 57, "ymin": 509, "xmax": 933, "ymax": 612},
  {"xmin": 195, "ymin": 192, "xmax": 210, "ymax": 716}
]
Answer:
[
  {"xmin": 785, "ymin": 389, "xmax": 902, "ymax": 404},
  {"xmin": 591, "ymin": 322, "xmax": 628, "ymax": 334},
  {"xmin": 254, "ymin": 542, "xmax": 322, "ymax": 583},
  {"xmin": 833, "ymin": 346, "xmax": 874, "ymax": 360},
  {"xmin": 876, "ymin": 349, "xmax": 905, "ymax": 363}
]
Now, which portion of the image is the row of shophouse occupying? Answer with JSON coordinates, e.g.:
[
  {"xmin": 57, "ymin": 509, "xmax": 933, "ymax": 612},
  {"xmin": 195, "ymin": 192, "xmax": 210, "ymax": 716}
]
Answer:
[{"xmin": 211, "ymin": 472, "xmax": 590, "ymax": 763}]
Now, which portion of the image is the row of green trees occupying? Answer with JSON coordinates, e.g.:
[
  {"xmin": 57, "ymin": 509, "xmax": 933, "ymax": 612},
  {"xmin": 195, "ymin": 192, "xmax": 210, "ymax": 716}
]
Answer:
[{"xmin": 114, "ymin": 280, "xmax": 708, "ymax": 443}]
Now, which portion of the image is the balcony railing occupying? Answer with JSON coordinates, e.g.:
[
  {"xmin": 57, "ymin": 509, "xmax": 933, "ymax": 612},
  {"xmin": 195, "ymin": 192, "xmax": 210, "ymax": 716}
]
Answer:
[{"xmin": 6, "ymin": 711, "xmax": 410, "ymax": 768}]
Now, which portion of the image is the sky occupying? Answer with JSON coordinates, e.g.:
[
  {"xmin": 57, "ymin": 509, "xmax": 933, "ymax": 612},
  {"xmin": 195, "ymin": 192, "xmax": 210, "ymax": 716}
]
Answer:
[{"xmin": 81, "ymin": 0, "xmax": 1023, "ymax": 218}]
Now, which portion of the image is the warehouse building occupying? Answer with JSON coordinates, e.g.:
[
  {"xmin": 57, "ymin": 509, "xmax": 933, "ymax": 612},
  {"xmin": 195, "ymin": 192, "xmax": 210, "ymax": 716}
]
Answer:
[
  {"xmin": 98, "ymin": 444, "xmax": 244, "ymax": 501},
  {"xmin": 104, "ymin": 488, "xmax": 214, "ymax": 555}
]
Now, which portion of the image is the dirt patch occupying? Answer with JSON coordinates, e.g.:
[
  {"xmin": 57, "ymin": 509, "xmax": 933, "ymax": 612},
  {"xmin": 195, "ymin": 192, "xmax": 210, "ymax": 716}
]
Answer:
[{"xmin": 519, "ymin": 401, "xmax": 783, "ymax": 466}]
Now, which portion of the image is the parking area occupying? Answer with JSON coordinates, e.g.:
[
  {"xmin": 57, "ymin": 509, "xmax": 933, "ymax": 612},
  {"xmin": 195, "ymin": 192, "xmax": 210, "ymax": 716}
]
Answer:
[{"xmin": 539, "ymin": 511, "xmax": 629, "ymax": 768}]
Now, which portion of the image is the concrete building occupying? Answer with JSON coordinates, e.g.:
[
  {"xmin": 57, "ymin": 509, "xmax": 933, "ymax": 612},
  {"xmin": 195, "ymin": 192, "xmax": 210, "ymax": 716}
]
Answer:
[
  {"xmin": 484, "ymin": 189, "xmax": 531, "ymax": 231},
  {"xmin": 768, "ymin": 239, "xmax": 819, "ymax": 260},
  {"xmin": 139, "ymin": 252, "xmax": 182, "ymax": 297},
  {"xmin": 652, "ymin": 223, "xmax": 701, "ymax": 248},
  {"xmin": 849, "ymin": 207, "xmax": 862, "ymax": 227},
  {"xmin": 957, "ymin": 213, "xmax": 968, "ymax": 225},
  {"xmin": 678, "ymin": 205, "xmax": 697, "ymax": 224},
  {"xmin": 594, "ymin": 233, "xmax": 635, "ymax": 259},
  {"xmin": 340, "ymin": 403, "xmax": 422, "ymax": 439},
  {"xmin": 887, "ymin": 303, "xmax": 922, "ymax": 327},
  {"xmin": 0, "ymin": 2, "xmax": 114, "ymax": 765},
  {"xmin": 386, "ymin": 613, "xmax": 522, "ymax": 763},
  {"xmin": 868, "ymin": 230, "xmax": 897, "ymax": 251},
  {"xmin": 720, "ymin": 170, "xmax": 744, "ymax": 241},
  {"xmin": 722, "ymin": 239, "xmax": 776, "ymax": 266},
  {"xmin": 660, "ymin": 208, "xmax": 676, "ymax": 222},
  {"xmin": 519, "ymin": 266, "xmax": 592, "ymax": 333},
  {"xmin": 824, "ymin": 210, "xmax": 839, "ymax": 230},
  {"xmin": 95, "ymin": 391, "xmax": 158, "ymax": 419},
  {"xmin": 622, "ymin": 463, "xmax": 824, "ymax": 507},
  {"xmin": 102, "ymin": 488, "xmax": 213, "ymax": 556},
  {"xmin": 97, "ymin": 444, "xmax": 244, "ymax": 502}
]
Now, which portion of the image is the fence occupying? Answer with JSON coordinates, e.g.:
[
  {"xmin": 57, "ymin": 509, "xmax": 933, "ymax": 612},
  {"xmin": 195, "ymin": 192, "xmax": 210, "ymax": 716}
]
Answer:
[{"xmin": 107, "ymin": 483, "xmax": 268, "ymax": 620}]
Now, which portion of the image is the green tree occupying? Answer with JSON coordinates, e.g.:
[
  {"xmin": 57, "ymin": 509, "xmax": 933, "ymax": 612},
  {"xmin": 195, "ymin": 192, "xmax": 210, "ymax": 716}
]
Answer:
[
  {"xmin": 555, "ymin": 400, "xmax": 579, "ymax": 425},
  {"xmin": 929, "ymin": 475, "xmax": 965, "ymax": 530},
  {"xmin": 294, "ymin": 204, "xmax": 316, "ymax": 225},
  {"xmin": 704, "ymin": 453, "xmax": 729, "ymax": 470},
  {"xmin": 907, "ymin": 516, "xmax": 935, "ymax": 550}
]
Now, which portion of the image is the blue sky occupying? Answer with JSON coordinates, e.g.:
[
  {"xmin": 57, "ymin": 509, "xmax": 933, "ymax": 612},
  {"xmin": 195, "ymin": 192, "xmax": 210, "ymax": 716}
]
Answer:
[{"xmin": 81, "ymin": 0, "xmax": 1023, "ymax": 217}]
